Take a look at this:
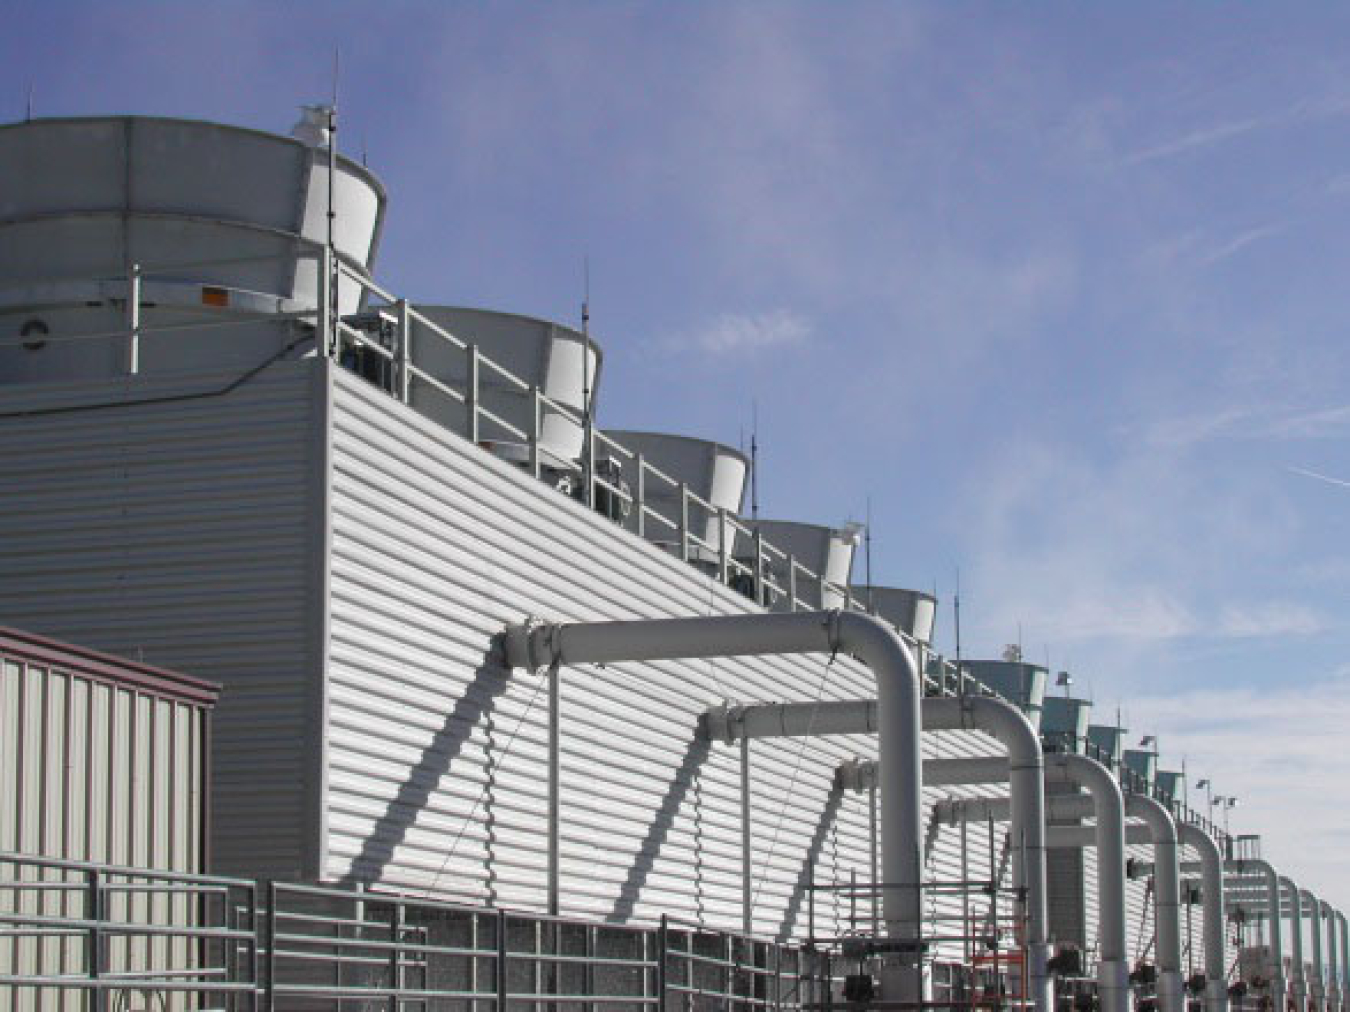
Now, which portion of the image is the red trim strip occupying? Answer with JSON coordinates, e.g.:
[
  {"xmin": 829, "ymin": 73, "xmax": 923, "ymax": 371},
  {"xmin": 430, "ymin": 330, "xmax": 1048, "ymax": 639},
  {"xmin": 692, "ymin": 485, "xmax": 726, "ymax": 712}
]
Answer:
[{"xmin": 0, "ymin": 626, "xmax": 220, "ymax": 707}]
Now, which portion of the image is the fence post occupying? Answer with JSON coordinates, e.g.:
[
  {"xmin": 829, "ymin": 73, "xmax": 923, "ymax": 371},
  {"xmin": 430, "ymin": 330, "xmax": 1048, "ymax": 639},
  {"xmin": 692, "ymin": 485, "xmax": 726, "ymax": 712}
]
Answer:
[
  {"xmin": 125, "ymin": 263, "xmax": 141, "ymax": 375},
  {"xmin": 265, "ymin": 880, "xmax": 277, "ymax": 1012},
  {"xmin": 390, "ymin": 900, "xmax": 403, "ymax": 1010},
  {"xmin": 497, "ymin": 909, "xmax": 509, "ymax": 1011},
  {"xmin": 657, "ymin": 915, "xmax": 668, "ymax": 1012},
  {"xmin": 635, "ymin": 454, "xmax": 646, "ymax": 538},
  {"xmin": 88, "ymin": 868, "xmax": 105, "ymax": 1012},
  {"xmin": 787, "ymin": 554, "xmax": 797, "ymax": 611},
  {"xmin": 718, "ymin": 508, "xmax": 729, "ymax": 584},
  {"xmin": 679, "ymin": 484, "xmax": 690, "ymax": 562},
  {"xmin": 466, "ymin": 343, "xmax": 480, "ymax": 444},
  {"xmin": 397, "ymin": 299, "xmax": 412, "ymax": 403},
  {"xmin": 530, "ymin": 387, "xmax": 541, "ymax": 479}
]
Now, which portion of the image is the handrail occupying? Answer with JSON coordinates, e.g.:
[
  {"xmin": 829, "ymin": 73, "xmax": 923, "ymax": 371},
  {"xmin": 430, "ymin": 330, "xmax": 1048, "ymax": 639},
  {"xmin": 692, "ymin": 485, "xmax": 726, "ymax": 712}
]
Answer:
[{"xmin": 12, "ymin": 250, "xmax": 902, "ymax": 653}]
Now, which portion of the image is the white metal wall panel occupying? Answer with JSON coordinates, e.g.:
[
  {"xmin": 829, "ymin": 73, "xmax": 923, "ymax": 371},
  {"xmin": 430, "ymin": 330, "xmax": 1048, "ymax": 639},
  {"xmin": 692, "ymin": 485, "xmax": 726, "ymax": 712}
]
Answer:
[
  {"xmin": 0, "ymin": 650, "xmax": 209, "ymax": 1011},
  {"xmin": 325, "ymin": 366, "xmax": 1009, "ymax": 947},
  {"xmin": 0, "ymin": 363, "xmax": 318, "ymax": 880}
]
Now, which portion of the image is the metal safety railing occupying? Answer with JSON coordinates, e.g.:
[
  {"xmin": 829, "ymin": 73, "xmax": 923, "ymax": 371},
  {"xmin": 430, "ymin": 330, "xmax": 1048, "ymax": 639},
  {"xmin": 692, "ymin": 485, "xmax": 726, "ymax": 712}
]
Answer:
[{"xmin": 1, "ymin": 851, "xmax": 830, "ymax": 1011}]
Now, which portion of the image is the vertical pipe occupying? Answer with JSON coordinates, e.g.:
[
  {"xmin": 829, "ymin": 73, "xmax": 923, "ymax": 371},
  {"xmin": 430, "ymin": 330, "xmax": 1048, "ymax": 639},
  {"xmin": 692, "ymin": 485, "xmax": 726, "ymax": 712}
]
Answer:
[
  {"xmin": 1306, "ymin": 892, "xmax": 1325, "ymax": 1012},
  {"xmin": 1322, "ymin": 903, "xmax": 1340, "ymax": 1012},
  {"xmin": 1339, "ymin": 912, "xmax": 1349, "ymax": 1012},
  {"xmin": 1128, "ymin": 794, "xmax": 1185, "ymax": 1012},
  {"xmin": 1285, "ymin": 877, "xmax": 1306, "ymax": 1012},
  {"xmin": 547, "ymin": 663, "xmax": 560, "ymax": 917},
  {"xmin": 871, "ymin": 784, "xmax": 880, "ymax": 938},
  {"xmin": 741, "ymin": 736, "xmax": 752, "ymax": 937},
  {"xmin": 1045, "ymin": 753, "xmax": 1129, "ymax": 1012},
  {"xmin": 1177, "ymin": 824, "xmax": 1227, "ymax": 1012}
]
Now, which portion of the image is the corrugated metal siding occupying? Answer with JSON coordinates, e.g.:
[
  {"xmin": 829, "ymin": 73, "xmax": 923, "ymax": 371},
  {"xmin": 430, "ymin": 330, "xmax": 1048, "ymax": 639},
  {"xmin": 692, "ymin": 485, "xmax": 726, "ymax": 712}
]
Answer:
[
  {"xmin": 0, "ymin": 363, "xmax": 318, "ymax": 880},
  {"xmin": 0, "ymin": 649, "xmax": 209, "ymax": 1011},
  {"xmin": 324, "ymin": 365, "xmax": 1011, "ymax": 947}
]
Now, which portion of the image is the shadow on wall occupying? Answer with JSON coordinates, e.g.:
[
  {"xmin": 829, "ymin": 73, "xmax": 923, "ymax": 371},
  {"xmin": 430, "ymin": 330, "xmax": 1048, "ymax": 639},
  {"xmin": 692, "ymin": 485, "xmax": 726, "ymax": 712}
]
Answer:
[
  {"xmin": 609, "ymin": 727, "xmax": 713, "ymax": 923},
  {"xmin": 776, "ymin": 785, "xmax": 844, "ymax": 942},
  {"xmin": 340, "ymin": 650, "xmax": 514, "ymax": 889}
]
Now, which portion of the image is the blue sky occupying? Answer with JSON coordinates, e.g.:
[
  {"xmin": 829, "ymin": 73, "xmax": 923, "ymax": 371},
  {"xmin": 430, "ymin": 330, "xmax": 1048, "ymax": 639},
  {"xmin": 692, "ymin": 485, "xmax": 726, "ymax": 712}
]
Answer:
[{"xmin": 6, "ymin": 2, "xmax": 1350, "ymax": 896}]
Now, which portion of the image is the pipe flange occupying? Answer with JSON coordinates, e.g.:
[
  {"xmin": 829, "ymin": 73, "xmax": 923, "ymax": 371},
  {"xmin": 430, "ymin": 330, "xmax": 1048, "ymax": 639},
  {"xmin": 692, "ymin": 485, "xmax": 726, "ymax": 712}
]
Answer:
[{"xmin": 502, "ymin": 617, "xmax": 560, "ymax": 672}]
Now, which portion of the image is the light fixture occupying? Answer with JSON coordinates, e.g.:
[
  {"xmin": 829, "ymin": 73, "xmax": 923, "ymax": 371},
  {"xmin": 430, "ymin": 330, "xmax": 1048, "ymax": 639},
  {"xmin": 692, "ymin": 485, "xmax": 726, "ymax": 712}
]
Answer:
[
  {"xmin": 1196, "ymin": 779, "xmax": 1210, "ymax": 789},
  {"xmin": 1139, "ymin": 735, "xmax": 1157, "ymax": 748}
]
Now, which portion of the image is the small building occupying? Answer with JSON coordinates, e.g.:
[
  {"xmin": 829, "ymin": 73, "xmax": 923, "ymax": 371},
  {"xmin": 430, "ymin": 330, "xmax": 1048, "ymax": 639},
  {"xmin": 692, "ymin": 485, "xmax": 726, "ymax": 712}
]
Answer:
[{"xmin": 0, "ymin": 625, "xmax": 219, "ymax": 870}]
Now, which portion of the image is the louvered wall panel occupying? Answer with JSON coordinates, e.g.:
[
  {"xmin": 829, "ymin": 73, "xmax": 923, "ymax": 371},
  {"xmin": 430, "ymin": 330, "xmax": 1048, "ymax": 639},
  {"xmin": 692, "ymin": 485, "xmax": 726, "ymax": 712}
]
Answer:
[
  {"xmin": 325, "ymin": 366, "xmax": 1009, "ymax": 944},
  {"xmin": 0, "ymin": 364, "xmax": 318, "ymax": 880}
]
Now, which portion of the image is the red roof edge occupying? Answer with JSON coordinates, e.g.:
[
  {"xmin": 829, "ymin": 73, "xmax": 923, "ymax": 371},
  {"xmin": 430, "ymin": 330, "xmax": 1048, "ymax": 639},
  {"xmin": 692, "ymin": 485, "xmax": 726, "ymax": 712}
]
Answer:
[{"xmin": 0, "ymin": 626, "xmax": 221, "ymax": 707}]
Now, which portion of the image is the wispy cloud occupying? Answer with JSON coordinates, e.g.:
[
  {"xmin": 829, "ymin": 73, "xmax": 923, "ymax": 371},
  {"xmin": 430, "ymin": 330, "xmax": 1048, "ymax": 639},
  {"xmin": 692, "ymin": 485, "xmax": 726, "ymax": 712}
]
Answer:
[
  {"xmin": 1134, "ymin": 403, "xmax": 1350, "ymax": 449},
  {"xmin": 1120, "ymin": 115, "xmax": 1269, "ymax": 166},
  {"xmin": 1197, "ymin": 223, "xmax": 1285, "ymax": 266},
  {"xmin": 668, "ymin": 310, "xmax": 812, "ymax": 357},
  {"xmin": 1288, "ymin": 465, "xmax": 1350, "ymax": 490}
]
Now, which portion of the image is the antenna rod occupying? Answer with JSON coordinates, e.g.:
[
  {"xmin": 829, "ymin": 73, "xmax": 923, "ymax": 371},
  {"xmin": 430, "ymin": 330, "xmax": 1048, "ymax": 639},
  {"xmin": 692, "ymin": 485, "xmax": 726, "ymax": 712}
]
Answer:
[
  {"xmin": 581, "ymin": 257, "xmax": 590, "ymax": 424},
  {"xmin": 954, "ymin": 566, "xmax": 962, "ymax": 695},
  {"xmin": 26, "ymin": 84, "xmax": 33, "ymax": 122},
  {"xmin": 581, "ymin": 257, "xmax": 593, "ymax": 508},
  {"xmin": 865, "ymin": 497, "xmax": 873, "ymax": 610},
  {"xmin": 750, "ymin": 400, "xmax": 759, "ymax": 521},
  {"xmin": 326, "ymin": 48, "xmax": 339, "ymax": 355}
]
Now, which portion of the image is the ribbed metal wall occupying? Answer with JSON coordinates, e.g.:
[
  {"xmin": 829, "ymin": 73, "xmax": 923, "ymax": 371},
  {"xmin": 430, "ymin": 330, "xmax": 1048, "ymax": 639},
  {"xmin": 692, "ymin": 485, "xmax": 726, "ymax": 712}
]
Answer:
[
  {"xmin": 0, "ymin": 363, "xmax": 319, "ymax": 881},
  {"xmin": 323, "ymin": 365, "xmax": 1011, "ymax": 952}
]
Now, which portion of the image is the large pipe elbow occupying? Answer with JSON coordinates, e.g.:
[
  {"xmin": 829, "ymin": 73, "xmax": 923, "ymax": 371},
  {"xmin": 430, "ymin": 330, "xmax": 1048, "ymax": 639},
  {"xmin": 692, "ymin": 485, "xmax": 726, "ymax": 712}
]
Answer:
[
  {"xmin": 925, "ymin": 696, "xmax": 1051, "ymax": 1012},
  {"xmin": 1045, "ymin": 753, "xmax": 1129, "ymax": 1012},
  {"xmin": 1283, "ymin": 875, "xmax": 1308, "ymax": 1003},
  {"xmin": 503, "ymin": 610, "xmax": 925, "ymax": 1004},
  {"xmin": 1305, "ymin": 889, "xmax": 1327, "ymax": 1001},
  {"xmin": 1179, "ymin": 822, "xmax": 1228, "ymax": 1012},
  {"xmin": 1127, "ymin": 795, "xmax": 1184, "ymax": 1012}
]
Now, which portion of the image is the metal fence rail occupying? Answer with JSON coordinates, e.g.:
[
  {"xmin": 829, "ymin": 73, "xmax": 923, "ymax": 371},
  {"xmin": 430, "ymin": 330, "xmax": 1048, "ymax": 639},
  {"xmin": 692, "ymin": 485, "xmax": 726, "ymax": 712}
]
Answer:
[{"xmin": 1, "ymin": 852, "xmax": 829, "ymax": 1011}]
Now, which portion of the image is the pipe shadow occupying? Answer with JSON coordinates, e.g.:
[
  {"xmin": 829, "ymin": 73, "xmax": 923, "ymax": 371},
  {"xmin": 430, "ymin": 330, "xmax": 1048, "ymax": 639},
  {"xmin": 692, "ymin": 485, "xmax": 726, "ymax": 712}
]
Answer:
[
  {"xmin": 339, "ymin": 649, "xmax": 512, "ymax": 887},
  {"xmin": 777, "ymin": 785, "xmax": 845, "ymax": 942},
  {"xmin": 608, "ymin": 729, "xmax": 712, "ymax": 922}
]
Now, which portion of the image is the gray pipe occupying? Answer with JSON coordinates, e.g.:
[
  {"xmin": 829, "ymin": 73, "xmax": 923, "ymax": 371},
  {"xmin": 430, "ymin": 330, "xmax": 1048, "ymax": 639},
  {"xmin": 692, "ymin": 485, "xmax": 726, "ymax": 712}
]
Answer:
[
  {"xmin": 713, "ymin": 693, "xmax": 1051, "ymax": 1012},
  {"xmin": 924, "ymin": 696, "xmax": 1052, "ymax": 1012},
  {"xmin": 1333, "ymin": 917, "xmax": 1344, "ymax": 1009},
  {"xmin": 1321, "ymin": 902, "xmax": 1340, "ymax": 1012},
  {"xmin": 502, "ymin": 610, "xmax": 926, "ymax": 1003},
  {"xmin": 1178, "ymin": 823, "xmax": 1229, "ymax": 1012},
  {"xmin": 922, "ymin": 757, "xmax": 1129, "ymax": 1012},
  {"xmin": 1306, "ymin": 891, "xmax": 1326, "ymax": 1010},
  {"xmin": 1333, "ymin": 912, "xmax": 1344, "ymax": 1012},
  {"xmin": 1045, "ymin": 754, "xmax": 1130, "ymax": 1012},
  {"xmin": 1285, "ymin": 877, "xmax": 1307, "ymax": 1012},
  {"xmin": 1128, "ymin": 795, "xmax": 1184, "ymax": 1012},
  {"xmin": 1226, "ymin": 860, "xmax": 1285, "ymax": 1011},
  {"xmin": 938, "ymin": 789, "xmax": 1181, "ymax": 1012}
]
